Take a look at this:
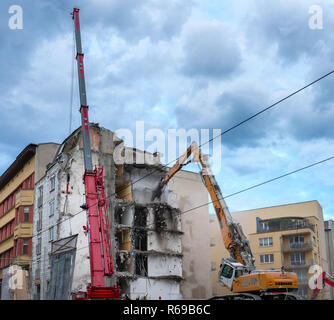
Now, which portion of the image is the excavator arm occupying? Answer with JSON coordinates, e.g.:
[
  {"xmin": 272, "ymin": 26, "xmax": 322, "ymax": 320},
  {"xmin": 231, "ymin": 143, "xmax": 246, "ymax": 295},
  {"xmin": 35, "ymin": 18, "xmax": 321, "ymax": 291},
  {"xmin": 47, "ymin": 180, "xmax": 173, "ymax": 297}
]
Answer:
[
  {"xmin": 152, "ymin": 142, "xmax": 255, "ymax": 269},
  {"xmin": 152, "ymin": 144, "xmax": 199, "ymax": 201}
]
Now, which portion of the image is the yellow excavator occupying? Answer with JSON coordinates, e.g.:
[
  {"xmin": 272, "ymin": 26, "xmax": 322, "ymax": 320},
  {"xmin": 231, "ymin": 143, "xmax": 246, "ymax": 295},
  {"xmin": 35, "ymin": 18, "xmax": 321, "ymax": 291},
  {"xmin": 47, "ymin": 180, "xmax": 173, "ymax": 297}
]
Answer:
[{"xmin": 152, "ymin": 142, "xmax": 300, "ymax": 300}]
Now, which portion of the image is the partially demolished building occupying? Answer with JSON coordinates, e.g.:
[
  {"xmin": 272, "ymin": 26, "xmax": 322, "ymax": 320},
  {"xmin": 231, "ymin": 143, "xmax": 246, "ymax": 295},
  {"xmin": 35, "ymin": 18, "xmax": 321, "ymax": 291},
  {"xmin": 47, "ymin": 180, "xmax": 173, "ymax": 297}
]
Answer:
[{"xmin": 31, "ymin": 124, "xmax": 211, "ymax": 300}]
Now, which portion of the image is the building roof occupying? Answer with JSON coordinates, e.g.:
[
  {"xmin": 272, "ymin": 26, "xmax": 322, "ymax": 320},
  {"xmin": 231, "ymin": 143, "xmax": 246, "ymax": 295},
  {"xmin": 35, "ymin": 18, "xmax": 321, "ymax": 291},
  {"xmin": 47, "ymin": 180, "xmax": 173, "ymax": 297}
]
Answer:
[
  {"xmin": 232, "ymin": 200, "xmax": 320, "ymax": 214},
  {"xmin": 0, "ymin": 143, "xmax": 37, "ymax": 190}
]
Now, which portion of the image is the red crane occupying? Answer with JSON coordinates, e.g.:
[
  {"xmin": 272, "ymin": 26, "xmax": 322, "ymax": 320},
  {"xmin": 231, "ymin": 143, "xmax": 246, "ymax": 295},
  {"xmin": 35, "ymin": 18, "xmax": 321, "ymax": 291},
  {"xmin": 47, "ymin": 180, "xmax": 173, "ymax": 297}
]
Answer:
[{"xmin": 71, "ymin": 8, "xmax": 120, "ymax": 300}]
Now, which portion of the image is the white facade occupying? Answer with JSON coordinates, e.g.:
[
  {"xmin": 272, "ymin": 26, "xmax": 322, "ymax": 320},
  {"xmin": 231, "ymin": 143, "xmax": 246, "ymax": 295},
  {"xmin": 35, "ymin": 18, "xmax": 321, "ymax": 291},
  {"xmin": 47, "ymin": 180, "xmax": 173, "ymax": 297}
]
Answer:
[{"xmin": 32, "ymin": 160, "xmax": 62, "ymax": 299}]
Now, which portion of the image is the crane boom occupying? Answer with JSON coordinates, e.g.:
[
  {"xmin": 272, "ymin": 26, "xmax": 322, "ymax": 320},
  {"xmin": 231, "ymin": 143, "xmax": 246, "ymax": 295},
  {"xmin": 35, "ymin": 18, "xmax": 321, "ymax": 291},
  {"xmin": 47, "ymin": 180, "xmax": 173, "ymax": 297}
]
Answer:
[{"xmin": 72, "ymin": 8, "xmax": 120, "ymax": 300}]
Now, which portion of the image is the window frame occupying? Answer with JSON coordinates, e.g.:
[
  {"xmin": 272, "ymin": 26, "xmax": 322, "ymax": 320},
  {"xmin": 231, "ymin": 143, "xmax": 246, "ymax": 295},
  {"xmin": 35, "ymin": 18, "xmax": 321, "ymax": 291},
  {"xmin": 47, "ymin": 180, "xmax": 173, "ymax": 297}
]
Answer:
[
  {"xmin": 36, "ymin": 237, "xmax": 42, "ymax": 255},
  {"xmin": 259, "ymin": 237, "xmax": 273, "ymax": 247},
  {"xmin": 49, "ymin": 200, "xmax": 55, "ymax": 216},
  {"xmin": 50, "ymin": 176, "xmax": 56, "ymax": 192},
  {"xmin": 22, "ymin": 238, "xmax": 29, "ymax": 255},
  {"xmin": 49, "ymin": 227, "xmax": 54, "ymax": 242},
  {"xmin": 290, "ymin": 252, "xmax": 306, "ymax": 265},
  {"xmin": 23, "ymin": 206, "xmax": 30, "ymax": 222},
  {"xmin": 260, "ymin": 253, "xmax": 274, "ymax": 264}
]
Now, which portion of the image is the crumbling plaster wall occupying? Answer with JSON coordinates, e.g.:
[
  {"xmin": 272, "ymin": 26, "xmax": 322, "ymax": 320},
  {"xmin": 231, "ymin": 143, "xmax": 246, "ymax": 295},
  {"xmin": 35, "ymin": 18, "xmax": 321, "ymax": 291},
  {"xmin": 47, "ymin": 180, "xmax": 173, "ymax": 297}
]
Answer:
[
  {"xmin": 31, "ymin": 126, "xmax": 118, "ymax": 295},
  {"xmin": 55, "ymin": 126, "xmax": 119, "ymax": 292}
]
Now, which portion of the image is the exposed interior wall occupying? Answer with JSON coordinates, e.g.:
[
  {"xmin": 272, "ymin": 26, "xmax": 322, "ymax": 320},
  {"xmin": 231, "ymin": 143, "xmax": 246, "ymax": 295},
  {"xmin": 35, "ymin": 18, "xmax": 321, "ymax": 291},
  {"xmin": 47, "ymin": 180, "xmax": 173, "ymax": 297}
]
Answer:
[
  {"xmin": 35, "ymin": 143, "xmax": 59, "ymax": 182},
  {"xmin": 114, "ymin": 200, "xmax": 183, "ymax": 299}
]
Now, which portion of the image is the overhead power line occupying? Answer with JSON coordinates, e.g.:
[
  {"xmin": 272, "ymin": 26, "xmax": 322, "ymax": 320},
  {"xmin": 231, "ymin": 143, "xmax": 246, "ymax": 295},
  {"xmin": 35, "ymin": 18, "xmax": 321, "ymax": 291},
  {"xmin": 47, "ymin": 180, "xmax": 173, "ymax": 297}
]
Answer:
[
  {"xmin": 9, "ymin": 70, "xmax": 333, "ymax": 243},
  {"xmin": 200, "ymin": 70, "xmax": 334, "ymax": 148},
  {"xmin": 81, "ymin": 69, "xmax": 334, "ymax": 213},
  {"xmin": 180, "ymin": 155, "xmax": 334, "ymax": 215},
  {"xmin": 25, "ymin": 153, "xmax": 334, "ymax": 241}
]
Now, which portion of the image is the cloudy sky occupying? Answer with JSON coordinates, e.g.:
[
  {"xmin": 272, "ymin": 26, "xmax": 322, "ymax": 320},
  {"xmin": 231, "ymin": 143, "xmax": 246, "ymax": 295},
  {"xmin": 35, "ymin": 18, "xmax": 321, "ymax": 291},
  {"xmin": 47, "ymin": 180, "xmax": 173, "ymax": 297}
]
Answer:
[{"xmin": 1, "ymin": 0, "xmax": 334, "ymax": 219}]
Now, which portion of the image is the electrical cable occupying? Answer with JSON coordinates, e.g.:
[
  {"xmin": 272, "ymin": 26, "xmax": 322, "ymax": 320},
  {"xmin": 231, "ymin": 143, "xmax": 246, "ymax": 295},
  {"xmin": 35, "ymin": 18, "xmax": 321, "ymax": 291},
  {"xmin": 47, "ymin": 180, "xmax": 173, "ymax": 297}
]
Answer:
[{"xmin": 77, "ymin": 69, "xmax": 334, "ymax": 214}]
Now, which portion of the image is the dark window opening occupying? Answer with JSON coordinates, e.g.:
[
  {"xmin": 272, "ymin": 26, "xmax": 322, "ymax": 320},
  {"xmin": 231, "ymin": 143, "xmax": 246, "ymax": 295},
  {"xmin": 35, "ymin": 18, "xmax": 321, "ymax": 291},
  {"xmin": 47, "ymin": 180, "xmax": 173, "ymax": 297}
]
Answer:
[
  {"xmin": 135, "ymin": 254, "xmax": 148, "ymax": 277},
  {"xmin": 134, "ymin": 207, "xmax": 147, "ymax": 227},
  {"xmin": 115, "ymin": 207, "xmax": 123, "ymax": 225},
  {"xmin": 154, "ymin": 211, "xmax": 167, "ymax": 232},
  {"xmin": 134, "ymin": 230, "xmax": 147, "ymax": 251},
  {"xmin": 116, "ymin": 252, "xmax": 131, "ymax": 273}
]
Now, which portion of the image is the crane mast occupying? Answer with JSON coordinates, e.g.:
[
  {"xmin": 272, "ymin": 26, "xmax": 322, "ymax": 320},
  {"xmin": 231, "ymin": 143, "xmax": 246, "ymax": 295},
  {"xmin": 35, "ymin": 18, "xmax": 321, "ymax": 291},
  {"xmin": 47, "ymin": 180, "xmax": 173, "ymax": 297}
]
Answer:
[{"xmin": 72, "ymin": 8, "xmax": 120, "ymax": 300}]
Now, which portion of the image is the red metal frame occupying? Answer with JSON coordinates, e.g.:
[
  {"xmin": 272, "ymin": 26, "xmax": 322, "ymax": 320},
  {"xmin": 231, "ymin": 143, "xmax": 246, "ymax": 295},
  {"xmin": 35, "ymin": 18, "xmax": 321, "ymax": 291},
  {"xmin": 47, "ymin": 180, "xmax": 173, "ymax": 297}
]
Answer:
[{"xmin": 71, "ymin": 8, "xmax": 120, "ymax": 300}]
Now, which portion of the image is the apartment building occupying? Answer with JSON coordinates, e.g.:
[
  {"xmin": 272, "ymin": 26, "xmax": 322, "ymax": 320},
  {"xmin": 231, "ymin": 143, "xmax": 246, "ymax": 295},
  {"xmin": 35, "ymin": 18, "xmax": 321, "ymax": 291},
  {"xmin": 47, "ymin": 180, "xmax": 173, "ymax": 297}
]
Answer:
[
  {"xmin": 210, "ymin": 200, "xmax": 330, "ymax": 299},
  {"xmin": 31, "ymin": 124, "xmax": 211, "ymax": 300},
  {"xmin": 0, "ymin": 143, "xmax": 59, "ymax": 299}
]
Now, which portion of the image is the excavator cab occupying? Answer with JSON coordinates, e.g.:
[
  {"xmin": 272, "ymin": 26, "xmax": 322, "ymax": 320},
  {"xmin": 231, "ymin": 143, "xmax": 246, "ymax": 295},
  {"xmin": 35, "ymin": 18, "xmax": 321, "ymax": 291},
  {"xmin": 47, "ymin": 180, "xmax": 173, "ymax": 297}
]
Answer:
[{"xmin": 218, "ymin": 258, "xmax": 245, "ymax": 290}]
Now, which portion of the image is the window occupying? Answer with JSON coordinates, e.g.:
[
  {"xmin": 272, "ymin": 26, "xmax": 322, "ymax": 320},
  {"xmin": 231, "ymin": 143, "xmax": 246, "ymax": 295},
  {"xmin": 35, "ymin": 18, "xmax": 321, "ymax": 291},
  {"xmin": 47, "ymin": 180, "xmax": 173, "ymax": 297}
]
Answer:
[
  {"xmin": 289, "ymin": 236, "xmax": 304, "ymax": 249},
  {"xmin": 38, "ymin": 186, "xmax": 43, "ymax": 207},
  {"xmin": 36, "ymin": 237, "xmax": 41, "ymax": 255},
  {"xmin": 35, "ymin": 260, "xmax": 41, "ymax": 280},
  {"xmin": 260, "ymin": 221, "xmax": 269, "ymax": 232},
  {"xmin": 260, "ymin": 254, "xmax": 274, "ymax": 264},
  {"xmin": 290, "ymin": 252, "xmax": 305, "ymax": 265},
  {"xmin": 49, "ymin": 227, "xmax": 54, "ymax": 242},
  {"xmin": 23, "ymin": 206, "xmax": 30, "ymax": 222},
  {"xmin": 290, "ymin": 236, "xmax": 304, "ymax": 244},
  {"xmin": 235, "ymin": 269, "xmax": 243, "ymax": 278},
  {"xmin": 210, "ymin": 237, "xmax": 215, "ymax": 247},
  {"xmin": 221, "ymin": 264, "xmax": 233, "ymax": 279},
  {"xmin": 37, "ymin": 209, "xmax": 42, "ymax": 231},
  {"xmin": 39, "ymin": 186, "xmax": 43, "ymax": 197},
  {"xmin": 259, "ymin": 237, "xmax": 273, "ymax": 247},
  {"xmin": 49, "ymin": 200, "xmax": 55, "ymax": 216},
  {"xmin": 50, "ymin": 176, "xmax": 55, "ymax": 191},
  {"xmin": 296, "ymin": 219, "xmax": 305, "ymax": 228},
  {"xmin": 22, "ymin": 239, "xmax": 29, "ymax": 255},
  {"xmin": 211, "ymin": 262, "xmax": 216, "ymax": 271}
]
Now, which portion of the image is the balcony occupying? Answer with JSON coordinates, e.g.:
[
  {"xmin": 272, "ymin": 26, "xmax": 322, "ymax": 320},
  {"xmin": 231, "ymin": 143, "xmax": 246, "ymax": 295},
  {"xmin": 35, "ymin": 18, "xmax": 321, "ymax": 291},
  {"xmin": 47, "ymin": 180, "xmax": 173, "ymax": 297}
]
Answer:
[
  {"xmin": 257, "ymin": 217, "xmax": 315, "ymax": 234},
  {"xmin": 15, "ymin": 189, "xmax": 34, "ymax": 208},
  {"xmin": 282, "ymin": 241, "xmax": 314, "ymax": 253},
  {"xmin": 13, "ymin": 255, "xmax": 32, "ymax": 267},
  {"xmin": 14, "ymin": 223, "xmax": 33, "ymax": 240},
  {"xmin": 285, "ymin": 259, "xmax": 314, "ymax": 270}
]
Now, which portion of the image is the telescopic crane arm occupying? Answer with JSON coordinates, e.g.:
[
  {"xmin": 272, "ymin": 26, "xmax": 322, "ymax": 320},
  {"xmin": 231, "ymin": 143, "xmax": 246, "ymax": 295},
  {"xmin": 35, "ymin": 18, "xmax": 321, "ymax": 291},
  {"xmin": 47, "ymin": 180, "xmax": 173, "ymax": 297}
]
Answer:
[
  {"xmin": 152, "ymin": 142, "xmax": 255, "ymax": 269},
  {"xmin": 72, "ymin": 8, "xmax": 120, "ymax": 300}
]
